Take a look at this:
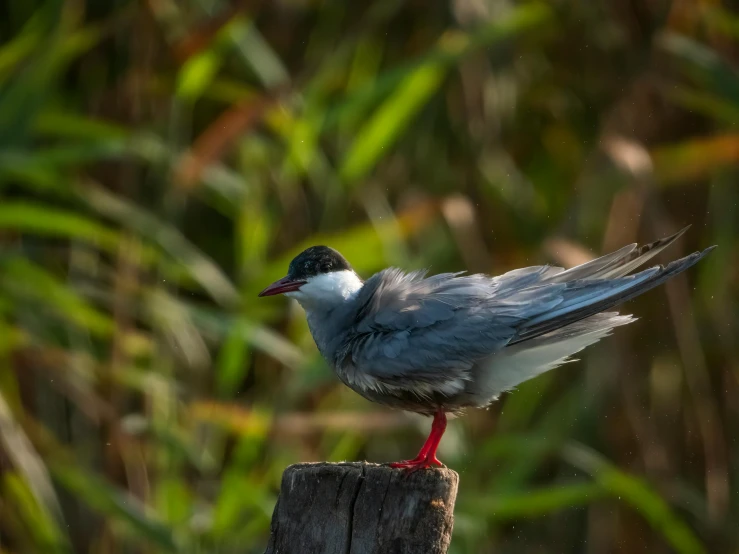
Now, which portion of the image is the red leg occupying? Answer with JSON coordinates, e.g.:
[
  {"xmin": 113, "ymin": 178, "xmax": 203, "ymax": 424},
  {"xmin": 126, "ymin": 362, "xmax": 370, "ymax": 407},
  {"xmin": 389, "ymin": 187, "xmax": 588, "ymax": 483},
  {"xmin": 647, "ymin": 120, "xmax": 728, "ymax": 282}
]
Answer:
[{"xmin": 389, "ymin": 410, "xmax": 447, "ymax": 470}]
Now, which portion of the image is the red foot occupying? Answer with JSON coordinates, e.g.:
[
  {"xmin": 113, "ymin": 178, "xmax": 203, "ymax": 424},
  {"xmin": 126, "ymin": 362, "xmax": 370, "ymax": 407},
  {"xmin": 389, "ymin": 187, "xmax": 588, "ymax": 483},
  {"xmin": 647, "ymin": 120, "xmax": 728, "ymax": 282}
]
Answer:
[
  {"xmin": 389, "ymin": 454, "xmax": 444, "ymax": 470},
  {"xmin": 388, "ymin": 410, "xmax": 447, "ymax": 471}
]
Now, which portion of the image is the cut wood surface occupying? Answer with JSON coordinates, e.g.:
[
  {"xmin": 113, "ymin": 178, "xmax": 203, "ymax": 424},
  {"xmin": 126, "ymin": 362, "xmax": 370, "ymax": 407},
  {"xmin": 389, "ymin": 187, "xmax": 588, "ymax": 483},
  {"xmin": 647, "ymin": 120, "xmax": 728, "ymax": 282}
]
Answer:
[{"xmin": 264, "ymin": 462, "xmax": 459, "ymax": 554}]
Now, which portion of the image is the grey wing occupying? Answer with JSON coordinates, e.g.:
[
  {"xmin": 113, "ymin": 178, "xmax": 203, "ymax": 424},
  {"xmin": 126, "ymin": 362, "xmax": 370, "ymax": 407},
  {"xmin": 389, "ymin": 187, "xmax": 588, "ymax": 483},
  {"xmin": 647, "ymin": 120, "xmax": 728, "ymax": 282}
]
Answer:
[
  {"xmin": 340, "ymin": 266, "xmax": 563, "ymax": 396},
  {"xmin": 466, "ymin": 236, "xmax": 713, "ymax": 400},
  {"xmin": 510, "ymin": 246, "xmax": 714, "ymax": 344},
  {"xmin": 340, "ymin": 229, "xmax": 714, "ymax": 402}
]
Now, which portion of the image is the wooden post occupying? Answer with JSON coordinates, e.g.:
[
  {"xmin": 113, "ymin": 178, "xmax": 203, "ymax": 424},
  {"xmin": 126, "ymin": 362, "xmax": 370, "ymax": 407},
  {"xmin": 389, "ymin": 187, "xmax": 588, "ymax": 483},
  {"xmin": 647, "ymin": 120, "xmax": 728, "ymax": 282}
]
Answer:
[{"xmin": 264, "ymin": 462, "xmax": 459, "ymax": 554}]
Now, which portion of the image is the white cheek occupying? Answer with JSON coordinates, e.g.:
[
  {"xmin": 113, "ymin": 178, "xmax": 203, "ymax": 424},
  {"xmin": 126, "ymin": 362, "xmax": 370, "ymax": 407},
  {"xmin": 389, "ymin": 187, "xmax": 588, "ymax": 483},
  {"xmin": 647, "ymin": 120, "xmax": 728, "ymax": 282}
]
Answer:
[{"xmin": 295, "ymin": 271, "xmax": 363, "ymax": 305}]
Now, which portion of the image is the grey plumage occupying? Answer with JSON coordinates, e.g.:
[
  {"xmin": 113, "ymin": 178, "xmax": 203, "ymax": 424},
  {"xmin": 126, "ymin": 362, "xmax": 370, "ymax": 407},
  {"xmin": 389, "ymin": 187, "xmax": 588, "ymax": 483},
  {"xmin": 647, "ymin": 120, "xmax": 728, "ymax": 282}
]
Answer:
[
  {"xmin": 543, "ymin": 225, "xmax": 691, "ymax": 283},
  {"xmin": 293, "ymin": 228, "xmax": 714, "ymax": 415},
  {"xmin": 258, "ymin": 229, "xmax": 715, "ymax": 468}
]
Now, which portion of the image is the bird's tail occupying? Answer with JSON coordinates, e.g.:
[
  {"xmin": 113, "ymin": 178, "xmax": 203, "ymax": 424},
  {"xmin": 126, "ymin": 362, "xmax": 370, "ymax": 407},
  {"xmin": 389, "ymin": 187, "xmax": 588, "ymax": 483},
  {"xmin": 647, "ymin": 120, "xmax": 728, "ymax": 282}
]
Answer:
[
  {"xmin": 478, "ymin": 312, "xmax": 633, "ymax": 395},
  {"xmin": 473, "ymin": 230, "xmax": 715, "ymax": 398},
  {"xmin": 510, "ymin": 246, "xmax": 715, "ymax": 345},
  {"xmin": 544, "ymin": 225, "xmax": 692, "ymax": 282}
]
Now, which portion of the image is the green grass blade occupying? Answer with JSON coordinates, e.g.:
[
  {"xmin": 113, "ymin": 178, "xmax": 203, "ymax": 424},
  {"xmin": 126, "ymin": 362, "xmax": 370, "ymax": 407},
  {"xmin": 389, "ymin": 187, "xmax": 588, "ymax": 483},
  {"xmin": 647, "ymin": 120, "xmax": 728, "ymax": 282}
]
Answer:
[
  {"xmin": 2, "ymin": 472, "xmax": 70, "ymax": 553},
  {"xmin": 338, "ymin": 62, "xmax": 445, "ymax": 183},
  {"xmin": 1, "ymin": 257, "xmax": 115, "ymax": 336},
  {"xmin": 0, "ymin": 201, "xmax": 121, "ymax": 249},
  {"xmin": 463, "ymin": 482, "xmax": 607, "ymax": 520},
  {"xmin": 658, "ymin": 32, "xmax": 739, "ymax": 108},
  {"xmin": 0, "ymin": 392, "xmax": 67, "ymax": 539},
  {"xmin": 562, "ymin": 443, "xmax": 706, "ymax": 554},
  {"xmin": 51, "ymin": 462, "xmax": 179, "ymax": 552},
  {"xmin": 176, "ymin": 49, "xmax": 223, "ymax": 101},
  {"xmin": 215, "ymin": 316, "xmax": 253, "ymax": 397},
  {"xmin": 337, "ymin": 3, "xmax": 551, "ymax": 183},
  {"xmin": 82, "ymin": 185, "xmax": 240, "ymax": 307},
  {"xmin": 33, "ymin": 110, "xmax": 130, "ymax": 140}
]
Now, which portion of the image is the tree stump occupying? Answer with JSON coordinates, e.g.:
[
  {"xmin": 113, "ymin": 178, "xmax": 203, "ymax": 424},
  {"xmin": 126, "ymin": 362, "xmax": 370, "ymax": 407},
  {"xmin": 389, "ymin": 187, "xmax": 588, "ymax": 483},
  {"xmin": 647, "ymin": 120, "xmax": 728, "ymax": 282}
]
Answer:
[{"xmin": 264, "ymin": 462, "xmax": 459, "ymax": 554}]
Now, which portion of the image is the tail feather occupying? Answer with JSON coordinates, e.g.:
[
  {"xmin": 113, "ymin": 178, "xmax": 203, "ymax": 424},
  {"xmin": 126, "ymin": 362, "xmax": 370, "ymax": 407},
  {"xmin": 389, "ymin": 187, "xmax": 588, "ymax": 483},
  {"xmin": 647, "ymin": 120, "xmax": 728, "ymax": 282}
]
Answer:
[
  {"xmin": 481, "ymin": 313, "xmax": 633, "ymax": 395},
  {"xmin": 510, "ymin": 246, "xmax": 715, "ymax": 345},
  {"xmin": 597, "ymin": 226, "xmax": 692, "ymax": 279},
  {"xmin": 545, "ymin": 226, "xmax": 691, "ymax": 283},
  {"xmin": 475, "ymin": 228, "xmax": 714, "ymax": 398}
]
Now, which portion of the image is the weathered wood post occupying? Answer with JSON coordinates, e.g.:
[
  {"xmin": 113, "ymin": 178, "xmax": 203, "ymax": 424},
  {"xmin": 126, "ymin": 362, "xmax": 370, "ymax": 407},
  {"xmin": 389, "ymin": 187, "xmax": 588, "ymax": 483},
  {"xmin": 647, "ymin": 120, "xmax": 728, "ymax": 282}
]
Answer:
[{"xmin": 264, "ymin": 462, "xmax": 458, "ymax": 554}]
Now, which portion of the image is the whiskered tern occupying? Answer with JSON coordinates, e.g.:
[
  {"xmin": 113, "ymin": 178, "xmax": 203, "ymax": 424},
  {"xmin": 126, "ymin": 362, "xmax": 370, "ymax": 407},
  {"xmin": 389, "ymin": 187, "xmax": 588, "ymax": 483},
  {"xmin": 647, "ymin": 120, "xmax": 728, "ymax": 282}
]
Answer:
[{"xmin": 259, "ymin": 227, "xmax": 714, "ymax": 469}]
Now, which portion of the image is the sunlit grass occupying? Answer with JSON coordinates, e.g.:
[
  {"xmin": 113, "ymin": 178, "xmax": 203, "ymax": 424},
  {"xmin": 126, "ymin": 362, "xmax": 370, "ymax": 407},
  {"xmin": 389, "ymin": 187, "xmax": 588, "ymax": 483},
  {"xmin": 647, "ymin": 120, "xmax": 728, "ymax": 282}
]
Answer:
[{"xmin": 0, "ymin": 0, "xmax": 736, "ymax": 553}]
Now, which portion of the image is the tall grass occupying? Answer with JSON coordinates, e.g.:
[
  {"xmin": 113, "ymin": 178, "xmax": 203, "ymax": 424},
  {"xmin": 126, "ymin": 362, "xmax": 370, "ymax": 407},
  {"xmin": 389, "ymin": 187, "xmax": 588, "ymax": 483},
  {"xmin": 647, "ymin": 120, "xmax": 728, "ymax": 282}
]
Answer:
[{"xmin": 0, "ymin": 0, "xmax": 736, "ymax": 552}]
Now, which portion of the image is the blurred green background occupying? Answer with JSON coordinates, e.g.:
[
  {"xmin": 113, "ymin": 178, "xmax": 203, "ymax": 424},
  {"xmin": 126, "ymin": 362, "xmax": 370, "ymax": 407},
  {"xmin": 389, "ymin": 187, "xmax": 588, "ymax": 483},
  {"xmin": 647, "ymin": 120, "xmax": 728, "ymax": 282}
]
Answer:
[{"xmin": 0, "ymin": 0, "xmax": 737, "ymax": 552}]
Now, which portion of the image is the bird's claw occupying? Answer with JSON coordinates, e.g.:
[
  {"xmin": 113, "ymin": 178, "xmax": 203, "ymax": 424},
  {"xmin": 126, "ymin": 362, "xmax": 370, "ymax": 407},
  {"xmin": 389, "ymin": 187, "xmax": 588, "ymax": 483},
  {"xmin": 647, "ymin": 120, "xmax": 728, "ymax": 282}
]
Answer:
[{"xmin": 387, "ymin": 455, "xmax": 444, "ymax": 471}]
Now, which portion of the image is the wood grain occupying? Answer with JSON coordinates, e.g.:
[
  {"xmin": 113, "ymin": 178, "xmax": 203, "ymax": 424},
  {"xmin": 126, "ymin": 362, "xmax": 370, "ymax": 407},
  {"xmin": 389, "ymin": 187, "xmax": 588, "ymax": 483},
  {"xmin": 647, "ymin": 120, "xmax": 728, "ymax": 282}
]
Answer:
[{"xmin": 264, "ymin": 462, "xmax": 458, "ymax": 554}]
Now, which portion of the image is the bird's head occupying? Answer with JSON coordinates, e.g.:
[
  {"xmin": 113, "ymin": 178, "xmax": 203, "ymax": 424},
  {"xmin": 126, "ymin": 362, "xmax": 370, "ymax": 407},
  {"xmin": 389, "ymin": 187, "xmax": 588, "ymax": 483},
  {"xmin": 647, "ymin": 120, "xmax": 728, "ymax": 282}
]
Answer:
[{"xmin": 258, "ymin": 246, "xmax": 363, "ymax": 308}]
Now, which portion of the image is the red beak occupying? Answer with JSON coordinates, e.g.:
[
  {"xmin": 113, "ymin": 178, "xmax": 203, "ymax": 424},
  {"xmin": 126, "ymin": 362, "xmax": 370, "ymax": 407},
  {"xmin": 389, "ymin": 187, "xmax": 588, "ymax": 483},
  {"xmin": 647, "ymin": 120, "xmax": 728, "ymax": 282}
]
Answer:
[{"xmin": 258, "ymin": 276, "xmax": 306, "ymax": 297}]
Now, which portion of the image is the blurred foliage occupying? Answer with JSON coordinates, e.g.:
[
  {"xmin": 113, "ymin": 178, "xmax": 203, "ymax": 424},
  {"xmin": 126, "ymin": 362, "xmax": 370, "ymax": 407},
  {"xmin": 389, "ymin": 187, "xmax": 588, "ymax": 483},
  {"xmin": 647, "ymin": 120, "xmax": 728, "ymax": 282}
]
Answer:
[{"xmin": 0, "ymin": 0, "xmax": 737, "ymax": 552}]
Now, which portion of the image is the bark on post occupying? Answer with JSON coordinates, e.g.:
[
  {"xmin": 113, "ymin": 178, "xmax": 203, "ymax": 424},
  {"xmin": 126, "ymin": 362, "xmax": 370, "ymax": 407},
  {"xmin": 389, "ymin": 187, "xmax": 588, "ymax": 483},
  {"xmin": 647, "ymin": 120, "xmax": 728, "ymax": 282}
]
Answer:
[{"xmin": 264, "ymin": 462, "xmax": 459, "ymax": 554}]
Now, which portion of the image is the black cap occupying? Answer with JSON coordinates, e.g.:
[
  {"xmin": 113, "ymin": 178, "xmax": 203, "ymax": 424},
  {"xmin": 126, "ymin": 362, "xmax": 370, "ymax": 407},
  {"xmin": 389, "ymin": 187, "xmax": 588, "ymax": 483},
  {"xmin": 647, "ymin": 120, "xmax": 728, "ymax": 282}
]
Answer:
[{"xmin": 287, "ymin": 246, "xmax": 353, "ymax": 280}]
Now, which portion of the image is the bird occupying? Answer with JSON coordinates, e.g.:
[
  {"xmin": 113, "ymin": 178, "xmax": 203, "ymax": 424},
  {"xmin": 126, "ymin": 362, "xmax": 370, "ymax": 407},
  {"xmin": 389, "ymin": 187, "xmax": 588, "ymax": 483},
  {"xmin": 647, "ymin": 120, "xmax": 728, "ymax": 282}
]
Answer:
[{"xmin": 258, "ymin": 227, "xmax": 715, "ymax": 470}]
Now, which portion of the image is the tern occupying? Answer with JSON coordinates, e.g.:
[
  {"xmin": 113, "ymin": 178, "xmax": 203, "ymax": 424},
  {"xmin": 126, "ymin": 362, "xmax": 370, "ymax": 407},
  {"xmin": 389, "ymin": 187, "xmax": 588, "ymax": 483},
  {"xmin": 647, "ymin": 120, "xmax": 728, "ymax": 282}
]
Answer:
[{"xmin": 259, "ymin": 227, "xmax": 714, "ymax": 469}]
